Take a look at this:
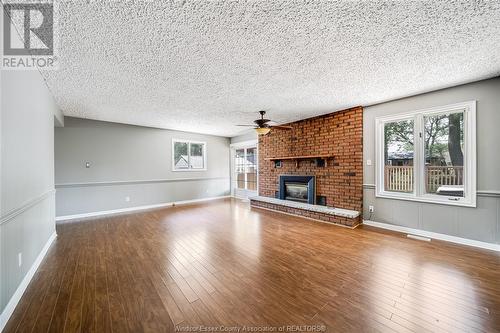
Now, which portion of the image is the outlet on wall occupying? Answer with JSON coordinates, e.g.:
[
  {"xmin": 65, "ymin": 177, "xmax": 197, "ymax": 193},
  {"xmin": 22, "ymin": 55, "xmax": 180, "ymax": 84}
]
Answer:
[
  {"xmin": 18, "ymin": 252, "xmax": 22, "ymax": 267},
  {"xmin": 125, "ymin": 196, "xmax": 130, "ymax": 202},
  {"xmin": 369, "ymin": 205, "xmax": 374, "ymax": 213}
]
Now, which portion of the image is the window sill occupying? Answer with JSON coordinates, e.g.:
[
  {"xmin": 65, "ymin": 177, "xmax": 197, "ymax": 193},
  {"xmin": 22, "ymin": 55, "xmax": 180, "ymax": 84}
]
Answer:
[
  {"xmin": 375, "ymin": 192, "xmax": 476, "ymax": 208},
  {"xmin": 172, "ymin": 169, "xmax": 207, "ymax": 172}
]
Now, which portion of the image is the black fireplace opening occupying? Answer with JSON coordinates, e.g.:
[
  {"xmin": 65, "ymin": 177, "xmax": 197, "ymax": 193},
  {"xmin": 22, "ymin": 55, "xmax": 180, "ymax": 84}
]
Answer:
[{"xmin": 279, "ymin": 175, "xmax": 315, "ymax": 204}]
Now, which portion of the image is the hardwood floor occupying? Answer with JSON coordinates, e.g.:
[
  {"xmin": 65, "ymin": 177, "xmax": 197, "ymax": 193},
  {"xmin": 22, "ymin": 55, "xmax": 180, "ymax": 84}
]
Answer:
[{"xmin": 4, "ymin": 198, "xmax": 500, "ymax": 332}]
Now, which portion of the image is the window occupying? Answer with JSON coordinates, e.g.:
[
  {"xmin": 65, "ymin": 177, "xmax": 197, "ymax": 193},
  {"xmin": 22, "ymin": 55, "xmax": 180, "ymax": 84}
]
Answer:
[
  {"xmin": 172, "ymin": 139, "xmax": 206, "ymax": 171},
  {"xmin": 375, "ymin": 101, "xmax": 476, "ymax": 207}
]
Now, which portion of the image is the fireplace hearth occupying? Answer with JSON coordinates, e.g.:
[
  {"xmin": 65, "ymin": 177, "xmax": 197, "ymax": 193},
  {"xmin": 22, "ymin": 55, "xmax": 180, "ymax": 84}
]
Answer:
[{"xmin": 279, "ymin": 175, "xmax": 315, "ymax": 204}]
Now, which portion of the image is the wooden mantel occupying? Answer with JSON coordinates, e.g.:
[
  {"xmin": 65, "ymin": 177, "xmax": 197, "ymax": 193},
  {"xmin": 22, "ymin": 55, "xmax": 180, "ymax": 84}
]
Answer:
[
  {"xmin": 265, "ymin": 154, "xmax": 334, "ymax": 161},
  {"xmin": 265, "ymin": 154, "xmax": 334, "ymax": 167}
]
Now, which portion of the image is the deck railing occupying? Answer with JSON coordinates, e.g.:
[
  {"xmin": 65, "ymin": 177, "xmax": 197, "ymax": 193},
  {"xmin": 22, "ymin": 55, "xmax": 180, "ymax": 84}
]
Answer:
[
  {"xmin": 384, "ymin": 165, "xmax": 463, "ymax": 193},
  {"xmin": 425, "ymin": 166, "xmax": 464, "ymax": 193},
  {"xmin": 385, "ymin": 166, "xmax": 414, "ymax": 192}
]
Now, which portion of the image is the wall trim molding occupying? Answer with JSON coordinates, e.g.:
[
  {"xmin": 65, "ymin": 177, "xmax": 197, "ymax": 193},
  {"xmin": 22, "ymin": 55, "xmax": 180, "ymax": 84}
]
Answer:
[
  {"xmin": 477, "ymin": 190, "xmax": 500, "ymax": 198},
  {"xmin": 0, "ymin": 189, "xmax": 56, "ymax": 226},
  {"xmin": 55, "ymin": 195, "xmax": 231, "ymax": 222},
  {"xmin": 55, "ymin": 177, "xmax": 229, "ymax": 188},
  {"xmin": 362, "ymin": 184, "xmax": 500, "ymax": 198},
  {"xmin": 363, "ymin": 220, "xmax": 500, "ymax": 252},
  {"xmin": 0, "ymin": 231, "xmax": 57, "ymax": 332}
]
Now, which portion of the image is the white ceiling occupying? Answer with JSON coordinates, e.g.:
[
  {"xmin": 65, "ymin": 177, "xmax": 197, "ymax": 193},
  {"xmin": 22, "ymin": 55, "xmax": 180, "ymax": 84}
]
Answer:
[{"xmin": 40, "ymin": 0, "xmax": 500, "ymax": 137}]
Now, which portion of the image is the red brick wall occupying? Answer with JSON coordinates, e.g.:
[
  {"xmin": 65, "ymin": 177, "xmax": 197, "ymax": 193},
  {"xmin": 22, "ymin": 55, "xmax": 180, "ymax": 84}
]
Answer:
[{"xmin": 258, "ymin": 106, "xmax": 363, "ymax": 212}]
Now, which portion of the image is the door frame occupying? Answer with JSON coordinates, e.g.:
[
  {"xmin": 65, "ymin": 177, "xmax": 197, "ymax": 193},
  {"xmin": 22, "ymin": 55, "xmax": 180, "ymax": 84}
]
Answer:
[{"xmin": 230, "ymin": 139, "xmax": 258, "ymax": 199}]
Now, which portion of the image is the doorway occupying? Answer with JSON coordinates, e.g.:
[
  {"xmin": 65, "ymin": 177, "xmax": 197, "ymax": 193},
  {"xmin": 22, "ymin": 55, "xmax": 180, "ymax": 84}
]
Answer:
[{"xmin": 231, "ymin": 140, "xmax": 258, "ymax": 199}]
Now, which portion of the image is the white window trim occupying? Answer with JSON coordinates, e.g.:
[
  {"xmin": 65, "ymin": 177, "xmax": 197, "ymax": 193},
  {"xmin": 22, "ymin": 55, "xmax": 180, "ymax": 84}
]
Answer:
[
  {"xmin": 172, "ymin": 139, "xmax": 207, "ymax": 171},
  {"xmin": 375, "ymin": 101, "xmax": 476, "ymax": 207}
]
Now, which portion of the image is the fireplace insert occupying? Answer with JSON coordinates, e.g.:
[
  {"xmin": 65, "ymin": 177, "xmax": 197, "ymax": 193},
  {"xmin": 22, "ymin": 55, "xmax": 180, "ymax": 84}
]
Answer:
[
  {"xmin": 279, "ymin": 175, "xmax": 315, "ymax": 204},
  {"xmin": 285, "ymin": 182, "xmax": 308, "ymax": 202}
]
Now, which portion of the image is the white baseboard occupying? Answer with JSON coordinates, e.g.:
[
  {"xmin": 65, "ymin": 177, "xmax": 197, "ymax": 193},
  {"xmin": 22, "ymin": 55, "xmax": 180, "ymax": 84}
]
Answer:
[
  {"xmin": 363, "ymin": 220, "xmax": 500, "ymax": 252},
  {"xmin": 55, "ymin": 195, "xmax": 231, "ymax": 222},
  {"xmin": 0, "ymin": 231, "xmax": 57, "ymax": 332}
]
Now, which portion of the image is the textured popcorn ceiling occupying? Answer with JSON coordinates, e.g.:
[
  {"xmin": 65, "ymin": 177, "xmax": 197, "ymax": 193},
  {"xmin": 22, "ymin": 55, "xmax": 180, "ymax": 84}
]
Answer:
[{"xmin": 40, "ymin": 0, "xmax": 500, "ymax": 137}]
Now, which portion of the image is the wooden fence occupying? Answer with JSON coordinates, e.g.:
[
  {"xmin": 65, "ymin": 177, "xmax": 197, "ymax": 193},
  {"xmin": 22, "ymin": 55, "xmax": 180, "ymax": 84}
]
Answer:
[{"xmin": 385, "ymin": 166, "xmax": 463, "ymax": 193}]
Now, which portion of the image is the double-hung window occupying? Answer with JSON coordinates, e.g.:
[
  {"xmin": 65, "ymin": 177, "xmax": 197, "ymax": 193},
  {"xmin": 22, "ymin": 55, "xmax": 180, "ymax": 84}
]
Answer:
[
  {"xmin": 375, "ymin": 101, "xmax": 476, "ymax": 207},
  {"xmin": 172, "ymin": 139, "xmax": 207, "ymax": 171}
]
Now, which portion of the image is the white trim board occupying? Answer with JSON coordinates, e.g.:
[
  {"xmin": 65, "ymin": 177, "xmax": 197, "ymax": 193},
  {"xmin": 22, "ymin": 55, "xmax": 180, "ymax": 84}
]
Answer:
[
  {"xmin": 0, "ymin": 189, "xmax": 56, "ymax": 226},
  {"xmin": 55, "ymin": 176, "xmax": 229, "ymax": 188},
  {"xmin": 55, "ymin": 195, "xmax": 230, "ymax": 222},
  {"xmin": 363, "ymin": 220, "xmax": 500, "ymax": 252},
  {"xmin": 0, "ymin": 232, "xmax": 57, "ymax": 332}
]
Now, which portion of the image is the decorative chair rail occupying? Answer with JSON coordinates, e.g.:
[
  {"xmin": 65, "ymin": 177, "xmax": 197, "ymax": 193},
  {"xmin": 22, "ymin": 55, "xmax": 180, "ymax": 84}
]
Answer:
[{"xmin": 384, "ymin": 165, "xmax": 463, "ymax": 193}]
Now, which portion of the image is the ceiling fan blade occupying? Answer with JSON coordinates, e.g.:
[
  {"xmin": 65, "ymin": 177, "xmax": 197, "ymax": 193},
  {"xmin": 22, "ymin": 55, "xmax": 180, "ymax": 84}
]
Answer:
[
  {"xmin": 236, "ymin": 124, "xmax": 256, "ymax": 127},
  {"xmin": 270, "ymin": 125, "xmax": 293, "ymax": 130}
]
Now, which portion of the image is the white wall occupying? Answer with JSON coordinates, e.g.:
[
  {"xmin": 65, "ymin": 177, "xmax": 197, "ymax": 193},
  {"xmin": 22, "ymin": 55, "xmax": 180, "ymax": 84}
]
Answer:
[
  {"xmin": 0, "ymin": 67, "xmax": 58, "ymax": 321},
  {"xmin": 363, "ymin": 78, "xmax": 500, "ymax": 245},
  {"xmin": 55, "ymin": 117, "xmax": 231, "ymax": 217}
]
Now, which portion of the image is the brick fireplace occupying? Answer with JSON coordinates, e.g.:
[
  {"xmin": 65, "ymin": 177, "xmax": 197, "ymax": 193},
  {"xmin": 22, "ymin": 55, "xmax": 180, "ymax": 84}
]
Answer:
[{"xmin": 252, "ymin": 106, "xmax": 363, "ymax": 227}]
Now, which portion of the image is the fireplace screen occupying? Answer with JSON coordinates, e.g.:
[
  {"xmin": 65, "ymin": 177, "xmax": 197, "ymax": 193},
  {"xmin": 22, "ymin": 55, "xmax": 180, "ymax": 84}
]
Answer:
[{"xmin": 285, "ymin": 182, "xmax": 308, "ymax": 202}]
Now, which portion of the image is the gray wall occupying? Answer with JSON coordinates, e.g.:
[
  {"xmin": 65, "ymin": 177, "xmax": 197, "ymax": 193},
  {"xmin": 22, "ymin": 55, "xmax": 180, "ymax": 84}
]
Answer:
[
  {"xmin": 363, "ymin": 77, "xmax": 500, "ymax": 244},
  {"xmin": 55, "ymin": 117, "xmax": 231, "ymax": 217},
  {"xmin": 1, "ymin": 69, "xmax": 58, "ymax": 314},
  {"xmin": 230, "ymin": 130, "xmax": 257, "ymax": 144}
]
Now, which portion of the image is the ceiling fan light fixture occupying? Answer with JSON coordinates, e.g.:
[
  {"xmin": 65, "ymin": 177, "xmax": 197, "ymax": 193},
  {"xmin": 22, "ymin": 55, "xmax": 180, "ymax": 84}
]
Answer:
[{"xmin": 255, "ymin": 127, "xmax": 271, "ymax": 135}]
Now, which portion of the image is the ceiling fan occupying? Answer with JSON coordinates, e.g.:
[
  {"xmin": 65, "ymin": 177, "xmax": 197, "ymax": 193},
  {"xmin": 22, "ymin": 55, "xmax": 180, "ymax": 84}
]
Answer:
[{"xmin": 237, "ymin": 111, "xmax": 292, "ymax": 135}]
